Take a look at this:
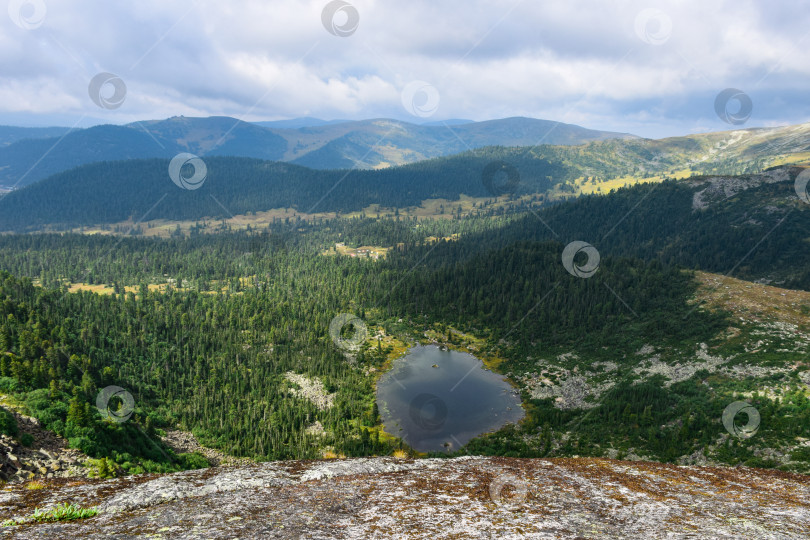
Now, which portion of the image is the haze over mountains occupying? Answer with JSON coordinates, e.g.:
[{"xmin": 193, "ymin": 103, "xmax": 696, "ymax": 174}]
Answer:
[
  {"xmin": 1, "ymin": 115, "xmax": 809, "ymax": 234},
  {"xmin": 2, "ymin": 115, "xmax": 809, "ymax": 196},
  {"xmin": 0, "ymin": 116, "xmax": 632, "ymax": 189}
]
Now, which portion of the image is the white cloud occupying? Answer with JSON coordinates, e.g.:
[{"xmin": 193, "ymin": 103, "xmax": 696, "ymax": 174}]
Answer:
[{"xmin": 0, "ymin": 0, "xmax": 807, "ymax": 136}]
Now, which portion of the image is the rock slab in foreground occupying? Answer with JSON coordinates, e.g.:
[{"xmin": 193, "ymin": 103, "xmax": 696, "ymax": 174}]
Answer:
[{"xmin": 1, "ymin": 456, "xmax": 808, "ymax": 539}]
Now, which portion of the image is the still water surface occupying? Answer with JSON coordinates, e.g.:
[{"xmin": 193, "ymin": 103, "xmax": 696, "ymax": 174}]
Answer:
[{"xmin": 376, "ymin": 345, "xmax": 524, "ymax": 452}]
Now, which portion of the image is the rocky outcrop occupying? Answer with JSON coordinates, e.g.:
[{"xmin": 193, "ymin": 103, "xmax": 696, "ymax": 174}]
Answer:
[
  {"xmin": 160, "ymin": 430, "xmax": 251, "ymax": 468},
  {"xmin": 1, "ymin": 456, "xmax": 808, "ymax": 538},
  {"xmin": 284, "ymin": 372, "xmax": 336, "ymax": 410},
  {"xmin": 691, "ymin": 168, "xmax": 793, "ymax": 211},
  {"xmin": 0, "ymin": 410, "xmax": 88, "ymax": 483},
  {"xmin": 0, "ymin": 435, "xmax": 86, "ymax": 483}
]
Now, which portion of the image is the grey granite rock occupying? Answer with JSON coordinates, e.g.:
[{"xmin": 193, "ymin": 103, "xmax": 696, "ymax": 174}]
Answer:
[{"xmin": 1, "ymin": 456, "xmax": 808, "ymax": 539}]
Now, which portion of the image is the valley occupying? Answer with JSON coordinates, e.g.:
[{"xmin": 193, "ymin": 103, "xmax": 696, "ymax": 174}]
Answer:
[
  {"xmin": 0, "ymin": 132, "xmax": 808, "ymax": 539},
  {"xmin": 0, "ymin": 164, "xmax": 808, "ymax": 481},
  {"xmin": 3, "ymin": 2, "xmax": 810, "ymax": 536}
]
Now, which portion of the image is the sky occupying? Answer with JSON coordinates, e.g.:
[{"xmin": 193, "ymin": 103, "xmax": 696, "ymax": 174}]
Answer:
[{"xmin": 1, "ymin": 0, "xmax": 809, "ymax": 138}]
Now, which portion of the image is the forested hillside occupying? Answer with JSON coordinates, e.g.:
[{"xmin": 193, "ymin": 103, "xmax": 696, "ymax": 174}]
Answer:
[
  {"xmin": 0, "ymin": 116, "xmax": 629, "ymax": 188},
  {"xmin": 0, "ymin": 171, "xmax": 808, "ymax": 474},
  {"xmin": 466, "ymin": 167, "xmax": 810, "ymax": 290},
  {"xmin": 3, "ymin": 124, "xmax": 809, "ymax": 235},
  {"xmin": 0, "ymin": 119, "xmax": 289, "ymax": 189},
  {"xmin": 0, "ymin": 151, "xmax": 565, "ymax": 231}
]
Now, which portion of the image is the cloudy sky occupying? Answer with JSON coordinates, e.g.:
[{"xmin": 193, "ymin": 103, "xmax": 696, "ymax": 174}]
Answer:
[{"xmin": 1, "ymin": 0, "xmax": 809, "ymax": 138}]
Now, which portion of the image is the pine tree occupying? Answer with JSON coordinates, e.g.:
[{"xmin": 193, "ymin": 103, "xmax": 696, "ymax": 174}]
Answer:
[{"xmin": 67, "ymin": 394, "xmax": 88, "ymax": 427}]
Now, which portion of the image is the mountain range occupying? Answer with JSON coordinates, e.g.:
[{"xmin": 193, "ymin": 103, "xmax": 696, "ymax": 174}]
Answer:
[
  {"xmin": 0, "ymin": 116, "xmax": 632, "ymax": 189},
  {"xmin": 2, "ymin": 115, "xmax": 809, "ymax": 196}
]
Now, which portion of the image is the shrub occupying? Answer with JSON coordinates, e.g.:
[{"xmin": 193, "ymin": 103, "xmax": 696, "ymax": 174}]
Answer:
[
  {"xmin": 86, "ymin": 457, "xmax": 118, "ymax": 479},
  {"xmin": 0, "ymin": 407, "xmax": 18, "ymax": 437},
  {"xmin": 0, "ymin": 377, "xmax": 19, "ymax": 393},
  {"xmin": 177, "ymin": 452, "xmax": 209, "ymax": 470}
]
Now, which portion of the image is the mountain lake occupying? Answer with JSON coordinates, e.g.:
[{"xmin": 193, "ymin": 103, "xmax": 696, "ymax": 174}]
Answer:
[{"xmin": 376, "ymin": 345, "xmax": 524, "ymax": 452}]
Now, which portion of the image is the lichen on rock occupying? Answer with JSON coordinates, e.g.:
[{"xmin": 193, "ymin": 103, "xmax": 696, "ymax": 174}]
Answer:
[{"xmin": 1, "ymin": 456, "xmax": 808, "ymax": 538}]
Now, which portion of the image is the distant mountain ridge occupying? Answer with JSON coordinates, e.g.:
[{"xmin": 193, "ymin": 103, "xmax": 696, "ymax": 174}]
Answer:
[
  {"xmin": 0, "ymin": 116, "xmax": 632, "ymax": 189},
  {"xmin": 2, "ymin": 115, "xmax": 808, "ymax": 194},
  {"xmin": 253, "ymin": 117, "xmax": 352, "ymax": 129},
  {"xmin": 0, "ymin": 126, "xmax": 73, "ymax": 147}
]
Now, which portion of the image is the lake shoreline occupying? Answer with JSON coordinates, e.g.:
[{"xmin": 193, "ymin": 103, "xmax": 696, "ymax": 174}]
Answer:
[{"xmin": 376, "ymin": 343, "xmax": 525, "ymax": 453}]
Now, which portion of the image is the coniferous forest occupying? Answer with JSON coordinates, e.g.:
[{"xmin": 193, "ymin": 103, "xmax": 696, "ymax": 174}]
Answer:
[{"xmin": 0, "ymin": 169, "xmax": 808, "ymax": 475}]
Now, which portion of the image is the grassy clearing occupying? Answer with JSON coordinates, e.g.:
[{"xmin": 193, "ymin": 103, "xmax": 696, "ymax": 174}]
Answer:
[
  {"xmin": 65, "ymin": 282, "xmax": 172, "ymax": 295},
  {"xmin": 322, "ymin": 243, "xmax": 389, "ymax": 259},
  {"xmin": 767, "ymin": 152, "xmax": 810, "ymax": 167},
  {"xmin": 69, "ymin": 194, "xmax": 543, "ymax": 238},
  {"xmin": 693, "ymin": 270, "xmax": 810, "ymax": 331},
  {"xmin": 574, "ymin": 174, "xmax": 674, "ymax": 196}
]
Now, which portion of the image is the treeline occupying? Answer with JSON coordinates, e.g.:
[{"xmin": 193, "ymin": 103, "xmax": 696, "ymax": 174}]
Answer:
[{"xmin": 0, "ymin": 215, "xmax": 517, "ymax": 288}]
